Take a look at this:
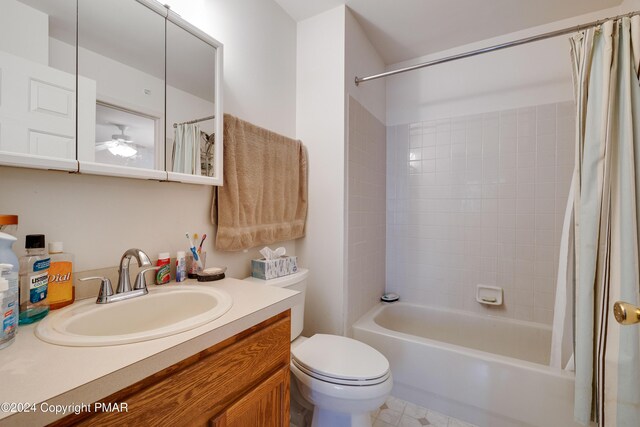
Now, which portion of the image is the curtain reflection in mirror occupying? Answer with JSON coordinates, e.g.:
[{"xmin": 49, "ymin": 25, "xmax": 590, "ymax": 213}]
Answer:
[{"xmin": 172, "ymin": 123, "xmax": 200, "ymax": 175}]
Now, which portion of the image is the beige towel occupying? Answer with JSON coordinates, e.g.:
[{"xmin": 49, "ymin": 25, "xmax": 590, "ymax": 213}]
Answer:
[{"xmin": 212, "ymin": 114, "xmax": 308, "ymax": 251}]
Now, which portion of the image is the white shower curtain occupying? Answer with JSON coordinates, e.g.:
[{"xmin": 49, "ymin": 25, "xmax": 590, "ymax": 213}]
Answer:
[
  {"xmin": 551, "ymin": 16, "xmax": 640, "ymax": 426},
  {"xmin": 550, "ymin": 177, "xmax": 575, "ymax": 371},
  {"xmin": 172, "ymin": 123, "xmax": 202, "ymax": 175}
]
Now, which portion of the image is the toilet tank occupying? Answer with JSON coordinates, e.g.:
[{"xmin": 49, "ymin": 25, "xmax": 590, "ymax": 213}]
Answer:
[{"xmin": 243, "ymin": 268, "xmax": 308, "ymax": 341}]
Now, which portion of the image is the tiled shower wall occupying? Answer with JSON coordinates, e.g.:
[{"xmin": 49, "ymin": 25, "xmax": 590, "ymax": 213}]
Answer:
[
  {"xmin": 386, "ymin": 102, "xmax": 575, "ymax": 324},
  {"xmin": 346, "ymin": 96, "xmax": 386, "ymax": 334}
]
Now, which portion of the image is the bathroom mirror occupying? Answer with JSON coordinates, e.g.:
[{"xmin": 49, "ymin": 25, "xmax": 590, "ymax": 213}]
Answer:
[
  {"xmin": 77, "ymin": 0, "xmax": 167, "ymax": 180},
  {"xmin": 0, "ymin": 0, "xmax": 78, "ymax": 171},
  {"xmin": 0, "ymin": 0, "xmax": 223, "ymax": 184},
  {"xmin": 165, "ymin": 12, "xmax": 223, "ymax": 185}
]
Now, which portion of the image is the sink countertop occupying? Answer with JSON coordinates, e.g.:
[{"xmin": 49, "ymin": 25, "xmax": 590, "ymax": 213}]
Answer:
[{"xmin": 0, "ymin": 277, "xmax": 302, "ymax": 426}]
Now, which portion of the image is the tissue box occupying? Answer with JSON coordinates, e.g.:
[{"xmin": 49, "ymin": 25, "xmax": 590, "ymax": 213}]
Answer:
[{"xmin": 251, "ymin": 256, "xmax": 298, "ymax": 280}]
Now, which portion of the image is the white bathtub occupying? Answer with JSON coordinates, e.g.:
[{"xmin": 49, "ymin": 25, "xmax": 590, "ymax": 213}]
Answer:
[{"xmin": 353, "ymin": 303, "xmax": 581, "ymax": 427}]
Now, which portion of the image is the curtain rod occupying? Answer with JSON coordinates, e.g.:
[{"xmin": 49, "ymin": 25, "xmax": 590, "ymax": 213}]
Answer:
[
  {"xmin": 355, "ymin": 10, "xmax": 640, "ymax": 86},
  {"xmin": 173, "ymin": 115, "xmax": 216, "ymax": 128}
]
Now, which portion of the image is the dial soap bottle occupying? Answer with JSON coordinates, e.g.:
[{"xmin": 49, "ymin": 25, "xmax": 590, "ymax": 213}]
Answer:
[
  {"xmin": 19, "ymin": 234, "xmax": 49, "ymax": 324},
  {"xmin": 48, "ymin": 242, "xmax": 74, "ymax": 310}
]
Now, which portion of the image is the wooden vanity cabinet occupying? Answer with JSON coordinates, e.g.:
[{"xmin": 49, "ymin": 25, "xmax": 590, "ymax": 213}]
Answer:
[{"xmin": 52, "ymin": 310, "xmax": 291, "ymax": 427}]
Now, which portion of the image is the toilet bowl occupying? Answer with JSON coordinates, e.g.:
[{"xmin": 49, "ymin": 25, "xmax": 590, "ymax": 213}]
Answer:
[
  {"xmin": 291, "ymin": 334, "xmax": 392, "ymax": 427},
  {"xmin": 243, "ymin": 269, "xmax": 392, "ymax": 427}
]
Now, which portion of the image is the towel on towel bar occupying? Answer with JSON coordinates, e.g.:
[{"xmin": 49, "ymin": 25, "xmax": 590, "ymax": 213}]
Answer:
[{"xmin": 211, "ymin": 114, "xmax": 308, "ymax": 251}]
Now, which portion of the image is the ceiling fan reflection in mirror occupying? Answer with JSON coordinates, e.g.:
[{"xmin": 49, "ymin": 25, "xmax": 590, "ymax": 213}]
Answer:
[{"xmin": 96, "ymin": 124, "xmax": 139, "ymax": 158}]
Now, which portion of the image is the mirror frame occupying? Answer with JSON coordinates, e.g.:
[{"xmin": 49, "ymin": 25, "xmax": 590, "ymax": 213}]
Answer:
[{"xmin": 0, "ymin": 152, "xmax": 78, "ymax": 173}]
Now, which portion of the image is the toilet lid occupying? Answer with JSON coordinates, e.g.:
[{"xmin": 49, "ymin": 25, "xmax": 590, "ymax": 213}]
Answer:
[{"xmin": 291, "ymin": 334, "xmax": 390, "ymax": 385}]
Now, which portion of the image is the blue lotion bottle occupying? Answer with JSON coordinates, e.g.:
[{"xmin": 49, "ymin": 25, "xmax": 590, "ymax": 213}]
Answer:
[{"xmin": 18, "ymin": 234, "xmax": 49, "ymax": 324}]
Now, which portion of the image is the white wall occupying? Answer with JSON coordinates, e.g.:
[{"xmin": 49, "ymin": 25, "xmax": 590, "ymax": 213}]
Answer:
[
  {"xmin": 346, "ymin": 97, "xmax": 386, "ymax": 334},
  {"xmin": 294, "ymin": 6, "xmax": 387, "ymax": 336},
  {"xmin": 1, "ymin": 0, "xmax": 298, "ymax": 279},
  {"xmin": 296, "ymin": 6, "xmax": 346, "ymax": 336},
  {"xmin": 622, "ymin": 0, "xmax": 640, "ymax": 14},
  {"xmin": 165, "ymin": 0, "xmax": 297, "ymax": 137},
  {"xmin": 345, "ymin": 8, "xmax": 386, "ymax": 124},
  {"xmin": 344, "ymin": 9, "xmax": 387, "ymax": 335},
  {"xmin": 386, "ymin": 3, "xmax": 639, "ymax": 125}
]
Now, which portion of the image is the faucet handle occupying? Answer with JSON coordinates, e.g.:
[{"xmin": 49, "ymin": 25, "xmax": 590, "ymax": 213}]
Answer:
[
  {"xmin": 80, "ymin": 276, "xmax": 114, "ymax": 304},
  {"xmin": 134, "ymin": 266, "xmax": 161, "ymax": 291}
]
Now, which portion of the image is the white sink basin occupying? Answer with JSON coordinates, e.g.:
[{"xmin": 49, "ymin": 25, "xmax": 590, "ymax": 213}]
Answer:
[{"xmin": 35, "ymin": 285, "xmax": 233, "ymax": 346}]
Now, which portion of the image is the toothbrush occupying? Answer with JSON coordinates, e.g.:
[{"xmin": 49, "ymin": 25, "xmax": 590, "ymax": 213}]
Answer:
[
  {"xmin": 186, "ymin": 233, "xmax": 203, "ymax": 269},
  {"xmin": 198, "ymin": 234, "xmax": 207, "ymax": 253}
]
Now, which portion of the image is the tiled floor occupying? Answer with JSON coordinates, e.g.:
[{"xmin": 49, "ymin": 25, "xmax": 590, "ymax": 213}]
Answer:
[{"xmin": 372, "ymin": 396, "xmax": 478, "ymax": 427}]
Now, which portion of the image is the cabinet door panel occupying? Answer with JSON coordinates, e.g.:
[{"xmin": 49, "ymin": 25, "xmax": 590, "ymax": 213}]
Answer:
[
  {"xmin": 210, "ymin": 366, "xmax": 290, "ymax": 427},
  {"xmin": 28, "ymin": 131, "xmax": 74, "ymax": 158}
]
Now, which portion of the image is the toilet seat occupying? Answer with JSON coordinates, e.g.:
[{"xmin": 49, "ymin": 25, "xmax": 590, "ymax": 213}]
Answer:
[
  {"xmin": 290, "ymin": 362, "xmax": 393, "ymax": 405},
  {"xmin": 291, "ymin": 334, "xmax": 390, "ymax": 386}
]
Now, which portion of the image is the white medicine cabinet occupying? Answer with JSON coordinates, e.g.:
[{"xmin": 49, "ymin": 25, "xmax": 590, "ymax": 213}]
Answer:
[{"xmin": 0, "ymin": 0, "xmax": 224, "ymax": 185}]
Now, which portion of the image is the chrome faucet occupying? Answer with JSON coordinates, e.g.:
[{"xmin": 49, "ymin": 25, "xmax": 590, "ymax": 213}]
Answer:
[
  {"xmin": 80, "ymin": 248, "xmax": 158, "ymax": 304},
  {"xmin": 117, "ymin": 248, "xmax": 152, "ymax": 293}
]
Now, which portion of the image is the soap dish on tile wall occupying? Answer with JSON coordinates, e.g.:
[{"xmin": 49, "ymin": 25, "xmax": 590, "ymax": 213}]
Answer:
[
  {"xmin": 476, "ymin": 285, "xmax": 503, "ymax": 306},
  {"xmin": 381, "ymin": 293, "xmax": 400, "ymax": 303}
]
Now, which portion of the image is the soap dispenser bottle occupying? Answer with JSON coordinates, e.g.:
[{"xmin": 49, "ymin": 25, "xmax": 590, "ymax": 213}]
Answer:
[
  {"xmin": 0, "ymin": 264, "xmax": 17, "ymax": 349},
  {"xmin": 0, "ymin": 232, "xmax": 19, "ymax": 340},
  {"xmin": 48, "ymin": 242, "xmax": 74, "ymax": 310},
  {"xmin": 18, "ymin": 234, "xmax": 49, "ymax": 324}
]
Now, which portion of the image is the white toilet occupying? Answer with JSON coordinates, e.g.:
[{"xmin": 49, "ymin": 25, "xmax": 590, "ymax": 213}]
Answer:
[{"xmin": 244, "ymin": 268, "xmax": 392, "ymax": 427}]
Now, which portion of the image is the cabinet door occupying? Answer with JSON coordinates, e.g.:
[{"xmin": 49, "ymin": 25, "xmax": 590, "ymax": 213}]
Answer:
[{"xmin": 210, "ymin": 365, "xmax": 290, "ymax": 427}]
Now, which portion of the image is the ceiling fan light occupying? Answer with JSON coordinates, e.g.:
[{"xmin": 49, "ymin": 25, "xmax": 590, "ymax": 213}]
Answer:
[{"xmin": 107, "ymin": 142, "xmax": 137, "ymax": 158}]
